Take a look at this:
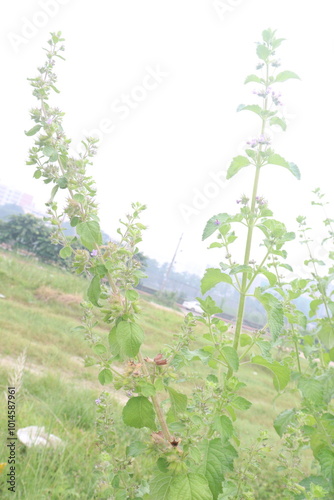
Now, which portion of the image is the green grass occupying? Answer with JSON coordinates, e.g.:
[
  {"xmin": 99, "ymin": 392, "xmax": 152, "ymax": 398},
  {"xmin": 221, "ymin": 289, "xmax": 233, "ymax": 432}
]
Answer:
[{"xmin": 0, "ymin": 250, "xmax": 312, "ymax": 498}]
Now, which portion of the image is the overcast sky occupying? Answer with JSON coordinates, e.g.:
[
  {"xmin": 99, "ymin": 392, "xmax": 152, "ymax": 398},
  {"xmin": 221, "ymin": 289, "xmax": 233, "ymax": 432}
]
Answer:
[{"xmin": 2, "ymin": 0, "xmax": 334, "ymax": 277}]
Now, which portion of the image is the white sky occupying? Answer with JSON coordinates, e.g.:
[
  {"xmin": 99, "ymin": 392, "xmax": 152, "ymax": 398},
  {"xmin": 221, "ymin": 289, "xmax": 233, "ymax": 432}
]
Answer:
[{"xmin": 2, "ymin": 0, "xmax": 334, "ymax": 277}]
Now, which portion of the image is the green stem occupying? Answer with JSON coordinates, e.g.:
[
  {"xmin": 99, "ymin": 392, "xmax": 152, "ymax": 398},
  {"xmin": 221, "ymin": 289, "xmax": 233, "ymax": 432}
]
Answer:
[{"xmin": 137, "ymin": 352, "xmax": 172, "ymax": 442}]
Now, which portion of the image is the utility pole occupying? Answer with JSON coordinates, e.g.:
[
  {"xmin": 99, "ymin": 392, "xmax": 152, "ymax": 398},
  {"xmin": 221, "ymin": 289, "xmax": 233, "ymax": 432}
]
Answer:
[{"xmin": 160, "ymin": 233, "xmax": 183, "ymax": 292}]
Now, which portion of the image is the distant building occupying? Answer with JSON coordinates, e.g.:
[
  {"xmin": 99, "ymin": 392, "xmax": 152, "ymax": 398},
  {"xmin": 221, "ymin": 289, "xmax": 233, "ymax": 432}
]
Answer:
[{"xmin": 0, "ymin": 184, "xmax": 44, "ymax": 218}]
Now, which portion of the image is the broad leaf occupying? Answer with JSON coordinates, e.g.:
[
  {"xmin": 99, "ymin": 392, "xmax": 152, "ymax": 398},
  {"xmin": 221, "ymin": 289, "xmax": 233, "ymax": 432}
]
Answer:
[
  {"xmin": 126, "ymin": 441, "xmax": 147, "ymax": 457},
  {"xmin": 168, "ymin": 387, "xmax": 187, "ymax": 419},
  {"xmin": 25, "ymin": 124, "xmax": 42, "ymax": 136},
  {"xmin": 254, "ymin": 288, "xmax": 284, "ymax": 340},
  {"xmin": 98, "ymin": 368, "xmax": 113, "ymax": 385},
  {"xmin": 226, "ymin": 155, "xmax": 250, "ymax": 180},
  {"xmin": 267, "ymin": 154, "xmax": 301, "ymax": 180},
  {"xmin": 221, "ymin": 346, "xmax": 239, "ymax": 371},
  {"xmin": 201, "ymin": 268, "xmax": 233, "ymax": 294},
  {"xmin": 202, "ymin": 213, "xmax": 231, "ymax": 241},
  {"xmin": 270, "ymin": 116, "xmax": 287, "ymax": 131},
  {"xmin": 256, "ymin": 44, "xmax": 271, "ymax": 60},
  {"xmin": 59, "ymin": 246, "xmax": 72, "ymax": 259},
  {"xmin": 76, "ymin": 220, "xmax": 102, "ymax": 251},
  {"xmin": 198, "ymin": 439, "xmax": 230, "ymax": 499},
  {"xmin": 149, "ymin": 473, "xmax": 174, "ymax": 500},
  {"xmin": 274, "ymin": 409, "xmax": 296, "ymax": 436},
  {"xmin": 169, "ymin": 473, "xmax": 213, "ymax": 500},
  {"xmin": 244, "ymin": 74, "xmax": 264, "ymax": 84},
  {"xmin": 275, "ymin": 70, "xmax": 301, "ymax": 82},
  {"xmin": 122, "ymin": 396, "xmax": 156, "ymax": 430},
  {"xmin": 87, "ymin": 275, "xmax": 101, "ymax": 307},
  {"xmin": 116, "ymin": 321, "xmax": 144, "ymax": 357},
  {"xmin": 213, "ymin": 415, "xmax": 233, "ymax": 440},
  {"xmin": 252, "ymin": 355, "xmax": 290, "ymax": 391}
]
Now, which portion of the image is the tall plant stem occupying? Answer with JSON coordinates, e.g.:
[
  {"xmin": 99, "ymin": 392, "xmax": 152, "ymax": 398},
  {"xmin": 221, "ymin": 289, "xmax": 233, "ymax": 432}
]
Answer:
[{"xmin": 227, "ymin": 63, "xmax": 269, "ymax": 378}]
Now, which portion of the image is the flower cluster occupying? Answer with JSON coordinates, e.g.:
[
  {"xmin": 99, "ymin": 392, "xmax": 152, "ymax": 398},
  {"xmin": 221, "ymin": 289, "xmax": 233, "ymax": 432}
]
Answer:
[
  {"xmin": 247, "ymin": 134, "xmax": 271, "ymax": 148},
  {"xmin": 236, "ymin": 195, "xmax": 250, "ymax": 205},
  {"xmin": 271, "ymin": 90, "xmax": 283, "ymax": 106},
  {"xmin": 253, "ymin": 87, "xmax": 271, "ymax": 98},
  {"xmin": 256, "ymin": 196, "xmax": 268, "ymax": 206}
]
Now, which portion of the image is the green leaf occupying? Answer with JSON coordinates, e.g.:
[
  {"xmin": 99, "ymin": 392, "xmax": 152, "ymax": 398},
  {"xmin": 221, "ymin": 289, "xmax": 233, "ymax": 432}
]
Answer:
[
  {"xmin": 298, "ymin": 377, "xmax": 324, "ymax": 406},
  {"xmin": 25, "ymin": 124, "xmax": 42, "ymax": 136},
  {"xmin": 240, "ymin": 334, "xmax": 252, "ymax": 347},
  {"xmin": 168, "ymin": 387, "xmax": 187, "ymax": 416},
  {"xmin": 126, "ymin": 441, "xmax": 147, "ymax": 458},
  {"xmin": 93, "ymin": 343, "xmax": 107, "ymax": 355},
  {"xmin": 57, "ymin": 176, "xmax": 68, "ymax": 189},
  {"xmin": 49, "ymin": 185, "xmax": 59, "ymax": 202},
  {"xmin": 125, "ymin": 290, "xmax": 139, "ymax": 301},
  {"xmin": 122, "ymin": 396, "xmax": 156, "ymax": 430},
  {"xmin": 201, "ymin": 268, "xmax": 233, "ymax": 294},
  {"xmin": 258, "ymin": 268, "xmax": 277, "ymax": 286},
  {"xmin": 270, "ymin": 116, "xmax": 287, "ymax": 131},
  {"xmin": 226, "ymin": 155, "xmax": 250, "ymax": 180},
  {"xmin": 116, "ymin": 321, "xmax": 144, "ymax": 357},
  {"xmin": 314, "ymin": 447, "xmax": 334, "ymax": 483},
  {"xmin": 275, "ymin": 70, "xmax": 301, "ymax": 82},
  {"xmin": 98, "ymin": 368, "xmax": 113, "ymax": 385},
  {"xmin": 256, "ymin": 44, "xmax": 271, "ymax": 61},
  {"xmin": 59, "ymin": 246, "xmax": 72, "ymax": 259},
  {"xmin": 149, "ymin": 473, "xmax": 174, "ymax": 500},
  {"xmin": 169, "ymin": 473, "xmax": 213, "ymax": 500},
  {"xmin": 76, "ymin": 220, "xmax": 102, "ymax": 251},
  {"xmin": 73, "ymin": 193, "xmax": 85, "ymax": 203},
  {"xmin": 274, "ymin": 409, "xmax": 296, "ymax": 437},
  {"xmin": 237, "ymin": 104, "xmax": 263, "ymax": 117},
  {"xmin": 221, "ymin": 346, "xmax": 239, "ymax": 371},
  {"xmin": 231, "ymin": 396, "xmax": 252, "ymax": 410},
  {"xmin": 136, "ymin": 381, "xmax": 156, "ymax": 397},
  {"xmin": 267, "ymin": 154, "xmax": 301, "ymax": 180},
  {"xmin": 42, "ymin": 145, "xmax": 57, "ymax": 158},
  {"xmin": 244, "ymin": 74, "xmax": 264, "ymax": 84},
  {"xmin": 254, "ymin": 288, "xmax": 284, "ymax": 340},
  {"xmin": 198, "ymin": 439, "xmax": 229, "ymax": 499},
  {"xmin": 108, "ymin": 326, "xmax": 121, "ymax": 357},
  {"xmin": 202, "ymin": 214, "xmax": 231, "ymax": 241},
  {"xmin": 87, "ymin": 275, "xmax": 101, "ymax": 307},
  {"xmin": 252, "ymin": 355, "xmax": 290, "ymax": 391},
  {"xmin": 213, "ymin": 415, "xmax": 233, "ymax": 441},
  {"xmin": 196, "ymin": 296, "xmax": 222, "ymax": 315},
  {"xmin": 318, "ymin": 322, "xmax": 334, "ymax": 349}
]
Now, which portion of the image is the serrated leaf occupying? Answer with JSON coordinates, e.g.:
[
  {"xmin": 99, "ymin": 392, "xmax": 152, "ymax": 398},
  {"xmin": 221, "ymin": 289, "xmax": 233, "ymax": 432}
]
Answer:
[
  {"xmin": 87, "ymin": 275, "xmax": 101, "ymax": 307},
  {"xmin": 198, "ymin": 439, "xmax": 230, "ymax": 499},
  {"xmin": 201, "ymin": 268, "xmax": 233, "ymax": 294},
  {"xmin": 125, "ymin": 289, "xmax": 139, "ymax": 301},
  {"xmin": 25, "ymin": 124, "xmax": 42, "ymax": 136},
  {"xmin": 231, "ymin": 396, "xmax": 252, "ymax": 410},
  {"xmin": 76, "ymin": 220, "xmax": 102, "ymax": 251},
  {"xmin": 258, "ymin": 268, "xmax": 277, "ymax": 286},
  {"xmin": 59, "ymin": 246, "xmax": 72, "ymax": 259},
  {"xmin": 116, "ymin": 321, "xmax": 144, "ymax": 357},
  {"xmin": 169, "ymin": 473, "xmax": 213, "ymax": 500},
  {"xmin": 252, "ymin": 355, "xmax": 290, "ymax": 391},
  {"xmin": 202, "ymin": 213, "xmax": 231, "ymax": 241},
  {"xmin": 244, "ymin": 74, "xmax": 264, "ymax": 84},
  {"xmin": 122, "ymin": 396, "xmax": 156, "ymax": 430},
  {"xmin": 314, "ymin": 447, "xmax": 334, "ymax": 483},
  {"xmin": 168, "ymin": 387, "xmax": 187, "ymax": 416},
  {"xmin": 267, "ymin": 154, "xmax": 301, "ymax": 180},
  {"xmin": 98, "ymin": 368, "xmax": 113, "ymax": 385},
  {"xmin": 42, "ymin": 144, "xmax": 57, "ymax": 157},
  {"xmin": 254, "ymin": 288, "xmax": 284, "ymax": 340},
  {"xmin": 226, "ymin": 155, "xmax": 250, "ymax": 180},
  {"xmin": 149, "ymin": 473, "xmax": 174, "ymax": 500},
  {"xmin": 126, "ymin": 441, "xmax": 147, "ymax": 458},
  {"xmin": 221, "ymin": 346, "xmax": 239, "ymax": 371},
  {"xmin": 240, "ymin": 334, "xmax": 252, "ymax": 347},
  {"xmin": 270, "ymin": 116, "xmax": 287, "ymax": 131},
  {"xmin": 237, "ymin": 104, "xmax": 263, "ymax": 116},
  {"xmin": 275, "ymin": 70, "xmax": 301, "ymax": 82},
  {"xmin": 274, "ymin": 409, "xmax": 296, "ymax": 437},
  {"xmin": 213, "ymin": 415, "xmax": 233, "ymax": 441},
  {"xmin": 93, "ymin": 343, "xmax": 107, "ymax": 355},
  {"xmin": 298, "ymin": 377, "xmax": 324, "ymax": 406},
  {"xmin": 256, "ymin": 44, "xmax": 271, "ymax": 61}
]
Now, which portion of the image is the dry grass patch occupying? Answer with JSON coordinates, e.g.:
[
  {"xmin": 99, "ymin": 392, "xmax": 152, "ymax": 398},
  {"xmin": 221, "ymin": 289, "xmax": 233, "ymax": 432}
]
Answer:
[{"xmin": 35, "ymin": 285, "xmax": 83, "ymax": 305}]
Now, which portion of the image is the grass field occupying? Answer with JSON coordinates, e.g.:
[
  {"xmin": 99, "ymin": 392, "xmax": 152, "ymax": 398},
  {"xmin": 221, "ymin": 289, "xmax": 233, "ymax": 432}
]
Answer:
[{"xmin": 0, "ymin": 250, "xmax": 312, "ymax": 499}]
